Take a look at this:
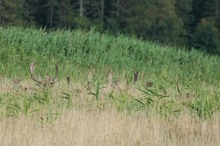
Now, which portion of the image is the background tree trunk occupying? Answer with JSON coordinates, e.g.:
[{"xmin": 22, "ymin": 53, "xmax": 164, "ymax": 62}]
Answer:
[{"xmin": 80, "ymin": 0, "xmax": 83, "ymax": 16}]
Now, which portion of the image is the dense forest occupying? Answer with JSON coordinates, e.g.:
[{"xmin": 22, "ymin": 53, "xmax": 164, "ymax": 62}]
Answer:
[{"xmin": 0, "ymin": 0, "xmax": 220, "ymax": 55}]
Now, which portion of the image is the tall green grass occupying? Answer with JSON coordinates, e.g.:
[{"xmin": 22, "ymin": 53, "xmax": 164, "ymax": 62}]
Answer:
[
  {"xmin": 0, "ymin": 27, "xmax": 219, "ymax": 85},
  {"xmin": 0, "ymin": 27, "xmax": 219, "ymax": 119}
]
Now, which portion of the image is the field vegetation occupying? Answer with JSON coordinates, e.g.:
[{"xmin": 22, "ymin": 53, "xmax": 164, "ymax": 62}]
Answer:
[{"xmin": 0, "ymin": 27, "xmax": 220, "ymax": 146}]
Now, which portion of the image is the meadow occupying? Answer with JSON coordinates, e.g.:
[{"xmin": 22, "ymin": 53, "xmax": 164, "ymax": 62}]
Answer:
[{"xmin": 0, "ymin": 27, "xmax": 219, "ymax": 146}]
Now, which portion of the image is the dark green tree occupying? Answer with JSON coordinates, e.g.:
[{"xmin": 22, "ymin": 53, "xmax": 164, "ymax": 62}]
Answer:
[
  {"xmin": 71, "ymin": 0, "xmax": 91, "ymax": 29},
  {"xmin": 0, "ymin": 0, "xmax": 26, "ymax": 25},
  {"xmin": 25, "ymin": 0, "xmax": 49, "ymax": 27},
  {"xmin": 46, "ymin": 0, "xmax": 58, "ymax": 28},
  {"xmin": 191, "ymin": 0, "xmax": 206, "ymax": 26},
  {"xmin": 23, "ymin": 0, "xmax": 36, "ymax": 25},
  {"xmin": 175, "ymin": 0, "xmax": 193, "ymax": 44},
  {"xmin": 202, "ymin": 0, "xmax": 220, "ymax": 29},
  {"xmin": 56, "ymin": 0, "xmax": 75, "ymax": 28},
  {"xmin": 102, "ymin": 0, "xmax": 120, "ymax": 33},
  {"xmin": 118, "ymin": 0, "xmax": 185, "ymax": 44},
  {"xmin": 191, "ymin": 18, "xmax": 220, "ymax": 54},
  {"xmin": 85, "ymin": 0, "xmax": 106, "ymax": 31}
]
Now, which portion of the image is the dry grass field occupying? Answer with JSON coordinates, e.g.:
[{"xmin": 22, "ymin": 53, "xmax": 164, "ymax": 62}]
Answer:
[
  {"xmin": 0, "ymin": 109, "xmax": 220, "ymax": 146},
  {"xmin": 0, "ymin": 79, "xmax": 219, "ymax": 146}
]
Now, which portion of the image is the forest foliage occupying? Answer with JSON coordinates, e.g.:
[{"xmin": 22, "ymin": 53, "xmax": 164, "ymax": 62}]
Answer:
[{"xmin": 0, "ymin": 0, "xmax": 220, "ymax": 55}]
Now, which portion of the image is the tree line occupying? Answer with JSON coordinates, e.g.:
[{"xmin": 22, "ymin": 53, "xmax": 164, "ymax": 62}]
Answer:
[{"xmin": 0, "ymin": 0, "xmax": 220, "ymax": 55}]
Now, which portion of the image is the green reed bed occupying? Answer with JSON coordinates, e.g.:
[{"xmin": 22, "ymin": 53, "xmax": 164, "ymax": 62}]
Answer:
[{"xmin": 0, "ymin": 27, "xmax": 219, "ymax": 120}]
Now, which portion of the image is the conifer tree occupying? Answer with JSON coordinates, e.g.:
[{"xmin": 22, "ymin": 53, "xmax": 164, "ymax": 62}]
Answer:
[{"xmin": 56, "ymin": 0, "xmax": 75, "ymax": 28}]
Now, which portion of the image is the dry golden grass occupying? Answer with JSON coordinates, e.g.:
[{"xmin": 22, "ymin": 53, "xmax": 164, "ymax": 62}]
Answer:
[
  {"xmin": 0, "ymin": 110, "xmax": 219, "ymax": 146},
  {"xmin": 0, "ymin": 79, "xmax": 219, "ymax": 146}
]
